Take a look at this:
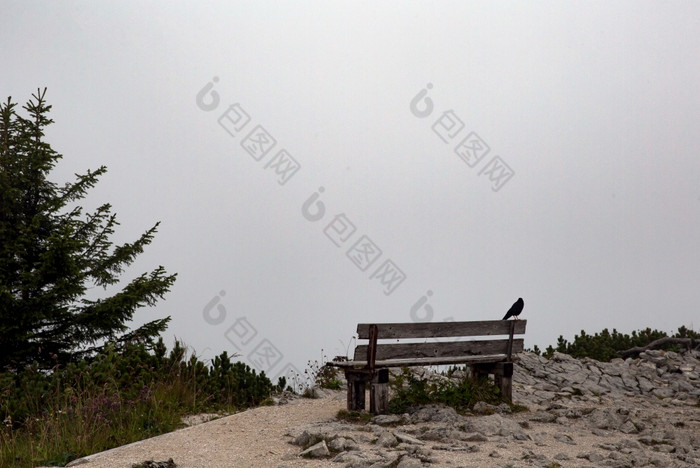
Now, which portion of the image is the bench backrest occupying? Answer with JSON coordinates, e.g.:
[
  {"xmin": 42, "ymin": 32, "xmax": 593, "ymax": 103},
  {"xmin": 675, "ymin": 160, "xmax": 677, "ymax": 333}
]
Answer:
[{"xmin": 353, "ymin": 320, "xmax": 527, "ymax": 363}]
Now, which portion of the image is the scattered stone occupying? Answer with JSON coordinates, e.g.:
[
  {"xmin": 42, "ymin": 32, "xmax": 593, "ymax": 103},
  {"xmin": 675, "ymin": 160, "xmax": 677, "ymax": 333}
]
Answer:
[
  {"xmin": 619, "ymin": 420, "xmax": 639, "ymax": 434},
  {"xmin": 588, "ymin": 408, "xmax": 622, "ymax": 430},
  {"xmin": 299, "ymin": 440, "xmax": 330, "ymax": 458},
  {"xmin": 131, "ymin": 460, "xmax": 176, "ymax": 468},
  {"xmin": 419, "ymin": 426, "xmax": 462, "ymax": 441},
  {"xmin": 463, "ymin": 413, "xmax": 523, "ymax": 437},
  {"xmin": 376, "ymin": 431, "xmax": 398, "ymax": 447},
  {"xmin": 332, "ymin": 451, "xmax": 384, "ymax": 466},
  {"xmin": 469, "ymin": 401, "xmax": 512, "ymax": 416},
  {"xmin": 576, "ymin": 451, "xmax": 605, "ymax": 462},
  {"xmin": 553, "ymin": 433, "xmax": 576, "ymax": 445},
  {"xmin": 403, "ymin": 445, "xmax": 434, "ymax": 462},
  {"xmin": 396, "ymin": 456, "xmax": 423, "ymax": 468},
  {"xmin": 530, "ymin": 410, "xmax": 557, "ymax": 423},
  {"xmin": 462, "ymin": 432, "xmax": 488, "ymax": 442},
  {"xmin": 291, "ymin": 430, "xmax": 312, "ymax": 447},
  {"xmin": 372, "ymin": 414, "xmax": 403, "ymax": 426},
  {"xmin": 512, "ymin": 431, "xmax": 531, "ymax": 441},
  {"xmin": 472, "ymin": 401, "xmax": 498, "ymax": 415},
  {"xmin": 328, "ymin": 436, "xmax": 358, "ymax": 452},
  {"xmin": 432, "ymin": 443, "xmax": 480, "ymax": 453},
  {"xmin": 408, "ymin": 405, "xmax": 460, "ymax": 424},
  {"xmin": 395, "ymin": 432, "xmax": 425, "ymax": 445}
]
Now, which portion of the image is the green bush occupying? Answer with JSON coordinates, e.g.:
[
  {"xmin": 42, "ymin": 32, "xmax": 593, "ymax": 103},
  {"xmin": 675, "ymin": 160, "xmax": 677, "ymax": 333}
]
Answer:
[
  {"xmin": 0, "ymin": 339, "xmax": 278, "ymax": 468},
  {"xmin": 388, "ymin": 367, "xmax": 506, "ymax": 415}
]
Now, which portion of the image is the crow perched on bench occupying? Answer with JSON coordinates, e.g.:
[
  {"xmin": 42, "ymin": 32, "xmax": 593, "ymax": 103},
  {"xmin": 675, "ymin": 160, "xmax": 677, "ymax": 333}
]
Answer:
[{"xmin": 502, "ymin": 297, "xmax": 524, "ymax": 320}]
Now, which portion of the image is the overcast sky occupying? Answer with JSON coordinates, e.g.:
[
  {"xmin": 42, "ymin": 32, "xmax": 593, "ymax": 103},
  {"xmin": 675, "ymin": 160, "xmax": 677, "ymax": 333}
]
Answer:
[{"xmin": 3, "ymin": 1, "xmax": 699, "ymax": 383}]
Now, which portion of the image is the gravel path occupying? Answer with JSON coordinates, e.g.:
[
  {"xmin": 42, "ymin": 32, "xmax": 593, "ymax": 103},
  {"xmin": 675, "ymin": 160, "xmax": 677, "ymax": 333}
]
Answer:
[{"xmin": 64, "ymin": 392, "xmax": 346, "ymax": 468}]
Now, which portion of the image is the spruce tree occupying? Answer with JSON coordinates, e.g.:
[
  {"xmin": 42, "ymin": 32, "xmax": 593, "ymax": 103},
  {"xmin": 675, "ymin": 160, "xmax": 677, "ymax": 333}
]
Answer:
[{"xmin": 0, "ymin": 89, "xmax": 176, "ymax": 370}]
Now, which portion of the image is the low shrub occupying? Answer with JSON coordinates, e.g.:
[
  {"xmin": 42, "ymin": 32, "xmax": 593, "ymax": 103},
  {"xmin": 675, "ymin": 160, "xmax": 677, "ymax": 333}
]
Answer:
[
  {"xmin": 388, "ymin": 367, "xmax": 507, "ymax": 415},
  {"xmin": 0, "ymin": 339, "xmax": 278, "ymax": 468},
  {"xmin": 300, "ymin": 351, "xmax": 344, "ymax": 393}
]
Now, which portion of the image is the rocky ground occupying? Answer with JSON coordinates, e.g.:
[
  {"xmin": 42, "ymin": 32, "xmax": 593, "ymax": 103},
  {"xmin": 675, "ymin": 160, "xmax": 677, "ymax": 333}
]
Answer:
[{"xmin": 286, "ymin": 349, "xmax": 700, "ymax": 467}]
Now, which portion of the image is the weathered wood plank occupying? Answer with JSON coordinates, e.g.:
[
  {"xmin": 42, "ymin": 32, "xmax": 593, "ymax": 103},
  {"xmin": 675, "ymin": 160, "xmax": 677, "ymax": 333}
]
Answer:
[
  {"xmin": 328, "ymin": 354, "xmax": 510, "ymax": 369},
  {"xmin": 371, "ymin": 382, "xmax": 389, "ymax": 414},
  {"xmin": 353, "ymin": 339, "xmax": 524, "ymax": 361},
  {"xmin": 356, "ymin": 320, "xmax": 526, "ymax": 339}
]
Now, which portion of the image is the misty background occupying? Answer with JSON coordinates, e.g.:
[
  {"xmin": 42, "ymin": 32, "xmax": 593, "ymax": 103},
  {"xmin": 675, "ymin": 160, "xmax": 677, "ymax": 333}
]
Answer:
[{"xmin": 2, "ymin": 1, "xmax": 699, "ymax": 382}]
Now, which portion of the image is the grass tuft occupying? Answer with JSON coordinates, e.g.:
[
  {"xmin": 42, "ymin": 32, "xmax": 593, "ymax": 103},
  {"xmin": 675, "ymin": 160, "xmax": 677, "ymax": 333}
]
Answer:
[{"xmin": 336, "ymin": 409, "xmax": 373, "ymax": 424}]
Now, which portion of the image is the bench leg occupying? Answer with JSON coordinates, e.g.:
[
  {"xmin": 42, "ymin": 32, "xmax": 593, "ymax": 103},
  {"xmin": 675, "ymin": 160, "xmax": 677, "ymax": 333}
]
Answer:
[
  {"xmin": 370, "ymin": 369, "xmax": 390, "ymax": 414},
  {"xmin": 471, "ymin": 362, "xmax": 514, "ymax": 402},
  {"xmin": 348, "ymin": 379, "xmax": 366, "ymax": 411},
  {"xmin": 496, "ymin": 374, "xmax": 513, "ymax": 401},
  {"xmin": 344, "ymin": 371, "xmax": 368, "ymax": 411},
  {"xmin": 493, "ymin": 362, "xmax": 514, "ymax": 401},
  {"xmin": 370, "ymin": 382, "xmax": 388, "ymax": 414}
]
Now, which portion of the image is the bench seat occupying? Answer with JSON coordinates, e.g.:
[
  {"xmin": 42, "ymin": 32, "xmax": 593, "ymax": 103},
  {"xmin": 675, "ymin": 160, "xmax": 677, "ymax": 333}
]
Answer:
[{"xmin": 328, "ymin": 353, "xmax": 511, "ymax": 369}]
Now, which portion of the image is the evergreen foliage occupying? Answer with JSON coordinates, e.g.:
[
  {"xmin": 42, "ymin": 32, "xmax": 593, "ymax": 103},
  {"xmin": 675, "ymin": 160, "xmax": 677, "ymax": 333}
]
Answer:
[
  {"xmin": 532, "ymin": 326, "xmax": 699, "ymax": 361},
  {"xmin": 0, "ymin": 89, "xmax": 176, "ymax": 369}
]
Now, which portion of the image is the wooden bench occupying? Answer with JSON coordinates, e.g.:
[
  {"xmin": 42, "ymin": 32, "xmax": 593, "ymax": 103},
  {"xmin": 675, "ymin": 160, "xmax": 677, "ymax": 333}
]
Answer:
[{"xmin": 327, "ymin": 320, "xmax": 527, "ymax": 414}]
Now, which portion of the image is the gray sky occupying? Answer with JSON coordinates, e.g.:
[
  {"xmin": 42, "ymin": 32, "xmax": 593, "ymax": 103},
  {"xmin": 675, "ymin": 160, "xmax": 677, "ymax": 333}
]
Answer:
[{"xmin": 3, "ymin": 1, "xmax": 699, "ymax": 383}]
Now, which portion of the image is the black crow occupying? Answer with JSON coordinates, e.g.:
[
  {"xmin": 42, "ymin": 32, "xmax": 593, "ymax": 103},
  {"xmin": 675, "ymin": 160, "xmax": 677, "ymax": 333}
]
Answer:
[{"xmin": 502, "ymin": 297, "xmax": 524, "ymax": 320}]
